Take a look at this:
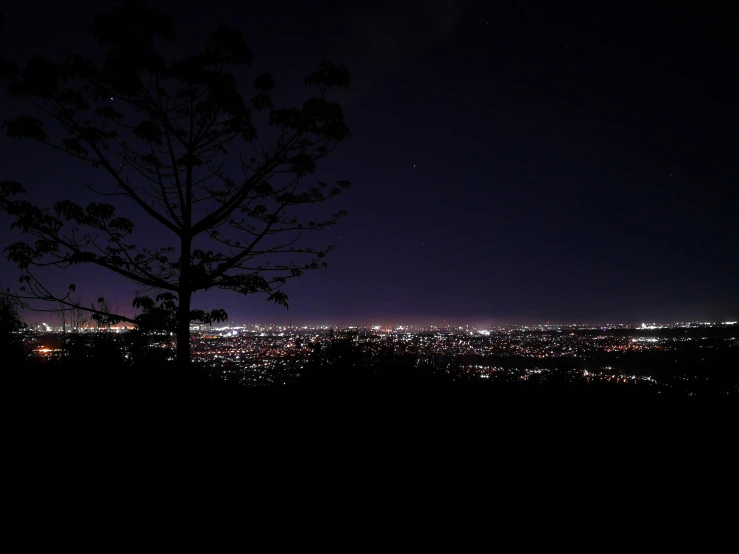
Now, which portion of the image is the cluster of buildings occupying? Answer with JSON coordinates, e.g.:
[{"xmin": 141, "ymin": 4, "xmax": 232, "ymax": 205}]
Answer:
[
  {"xmin": 18, "ymin": 321, "xmax": 738, "ymax": 392},
  {"xmin": 180, "ymin": 322, "xmax": 739, "ymax": 389}
]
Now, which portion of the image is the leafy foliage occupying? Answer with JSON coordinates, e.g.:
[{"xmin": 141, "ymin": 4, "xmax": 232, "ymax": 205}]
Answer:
[
  {"xmin": 0, "ymin": 288, "xmax": 26, "ymax": 335},
  {"xmin": 0, "ymin": 1, "xmax": 352, "ymax": 364},
  {"xmin": 0, "ymin": 288, "xmax": 28, "ymax": 365}
]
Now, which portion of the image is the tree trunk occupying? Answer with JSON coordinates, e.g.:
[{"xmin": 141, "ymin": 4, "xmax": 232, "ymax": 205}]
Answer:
[
  {"xmin": 177, "ymin": 232, "xmax": 192, "ymax": 368},
  {"xmin": 176, "ymin": 287, "xmax": 191, "ymax": 368},
  {"xmin": 177, "ymin": 156, "xmax": 196, "ymax": 369}
]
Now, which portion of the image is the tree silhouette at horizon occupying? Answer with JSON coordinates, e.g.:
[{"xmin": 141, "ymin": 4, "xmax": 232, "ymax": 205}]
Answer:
[{"xmin": 0, "ymin": 0, "xmax": 352, "ymax": 366}]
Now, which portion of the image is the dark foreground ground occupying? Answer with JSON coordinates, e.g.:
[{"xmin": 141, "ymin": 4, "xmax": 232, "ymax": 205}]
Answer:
[
  {"xmin": 6, "ymin": 362, "xmax": 736, "ymax": 551},
  {"xmin": 12, "ymin": 361, "xmax": 737, "ymax": 447}
]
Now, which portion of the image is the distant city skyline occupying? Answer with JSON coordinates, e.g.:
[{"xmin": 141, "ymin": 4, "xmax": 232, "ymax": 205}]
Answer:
[
  {"xmin": 24, "ymin": 316, "xmax": 738, "ymax": 332},
  {"xmin": 21, "ymin": 316, "xmax": 739, "ymax": 396}
]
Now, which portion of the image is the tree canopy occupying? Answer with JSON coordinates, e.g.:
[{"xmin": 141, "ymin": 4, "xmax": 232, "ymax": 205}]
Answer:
[{"xmin": 0, "ymin": 0, "xmax": 351, "ymax": 364}]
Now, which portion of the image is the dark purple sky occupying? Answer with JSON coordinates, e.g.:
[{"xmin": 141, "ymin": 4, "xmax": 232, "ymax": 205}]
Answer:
[{"xmin": 1, "ymin": 0, "xmax": 738, "ymax": 326}]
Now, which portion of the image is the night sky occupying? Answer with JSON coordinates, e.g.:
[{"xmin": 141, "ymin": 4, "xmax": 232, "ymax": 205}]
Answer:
[{"xmin": 1, "ymin": 0, "xmax": 737, "ymax": 326}]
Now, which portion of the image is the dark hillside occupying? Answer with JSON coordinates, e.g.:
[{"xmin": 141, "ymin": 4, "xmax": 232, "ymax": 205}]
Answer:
[{"xmin": 6, "ymin": 354, "xmax": 736, "ymax": 552}]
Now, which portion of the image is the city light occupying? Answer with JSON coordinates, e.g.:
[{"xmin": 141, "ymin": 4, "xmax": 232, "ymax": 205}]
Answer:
[{"xmin": 14, "ymin": 318, "xmax": 737, "ymax": 393}]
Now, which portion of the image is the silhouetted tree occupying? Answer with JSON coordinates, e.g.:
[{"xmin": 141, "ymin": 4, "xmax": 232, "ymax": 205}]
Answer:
[
  {"xmin": 0, "ymin": 288, "xmax": 25, "ymax": 334},
  {"xmin": 69, "ymin": 301, "xmax": 90, "ymax": 332},
  {"xmin": 0, "ymin": 1, "xmax": 351, "ymax": 366},
  {"xmin": 89, "ymin": 296, "xmax": 123, "ymax": 332},
  {"xmin": 56, "ymin": 301, "xmax": 68, "ymax": 334},
  {"xmin": 0, "ymin": 287, "xmax": 28, "ymax": 366}
]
